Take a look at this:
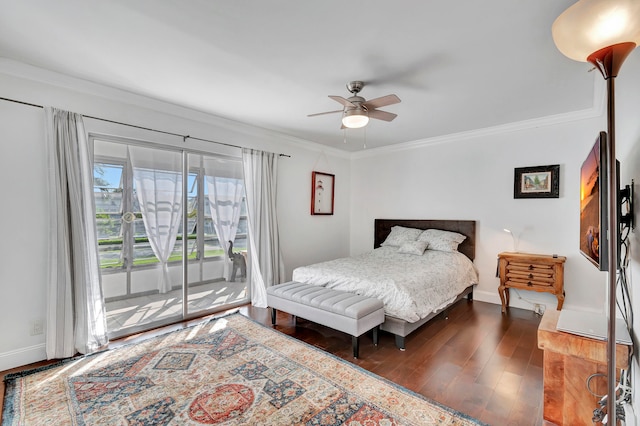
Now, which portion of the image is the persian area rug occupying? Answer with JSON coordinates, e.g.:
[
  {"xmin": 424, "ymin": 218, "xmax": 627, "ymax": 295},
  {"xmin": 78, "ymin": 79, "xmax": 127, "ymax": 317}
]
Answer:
[{"xmin": 3, "ymin": 313, "xmax": 485, "ymax": 425}]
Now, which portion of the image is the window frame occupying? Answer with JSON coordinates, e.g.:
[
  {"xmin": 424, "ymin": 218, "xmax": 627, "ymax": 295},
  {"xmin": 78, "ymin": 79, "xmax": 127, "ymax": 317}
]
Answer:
[{"xmin": 93, "ymin": 145, "xmax": 247, "ymax": 276}]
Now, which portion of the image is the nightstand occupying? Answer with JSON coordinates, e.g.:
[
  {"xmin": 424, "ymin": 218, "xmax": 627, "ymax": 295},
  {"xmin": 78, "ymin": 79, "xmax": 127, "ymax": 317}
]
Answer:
[{"xmin": 497, "ymin": 251, "xmax": 566, "ymax": 313}]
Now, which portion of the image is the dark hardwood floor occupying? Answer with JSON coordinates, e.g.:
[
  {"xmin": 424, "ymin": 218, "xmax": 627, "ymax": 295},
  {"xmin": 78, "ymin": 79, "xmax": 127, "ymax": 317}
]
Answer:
[
  {"xmin": 1, "ymin": 300, "xmax": 545, "ymax": 425},
  {"xmin": 257, "ymin": 299, "xmax": 546, "ymax": 425}
]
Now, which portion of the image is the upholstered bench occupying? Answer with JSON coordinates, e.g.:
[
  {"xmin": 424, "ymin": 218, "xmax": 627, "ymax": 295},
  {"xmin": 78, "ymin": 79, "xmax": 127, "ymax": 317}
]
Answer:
[{"xmin": 267, "ymin": 282, "xmax": 385, "ymax": 358}]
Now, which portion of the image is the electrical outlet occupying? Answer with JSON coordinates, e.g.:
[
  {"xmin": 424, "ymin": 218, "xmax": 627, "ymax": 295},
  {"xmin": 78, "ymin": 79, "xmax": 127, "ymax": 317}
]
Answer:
[
  {"xmin": 534, "ymin": 304, "xmax": 545, "ymax": 316},
  {"xmin": 30, "ymin": 319, "xmax": 44, "ymax": 336}
]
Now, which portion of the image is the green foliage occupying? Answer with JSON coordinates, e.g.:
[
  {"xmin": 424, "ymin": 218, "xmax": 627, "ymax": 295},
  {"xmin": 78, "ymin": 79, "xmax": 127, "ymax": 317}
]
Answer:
[{"xmin": 99, "ymin": 248, "xmax": 224, "ymax": 268}]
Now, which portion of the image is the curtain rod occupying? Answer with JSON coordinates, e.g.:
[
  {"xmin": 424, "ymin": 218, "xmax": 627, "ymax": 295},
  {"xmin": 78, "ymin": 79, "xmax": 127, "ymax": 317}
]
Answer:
[{"xmin": 0, "ymin": 96, "xmax": 291, "ymax": 158}]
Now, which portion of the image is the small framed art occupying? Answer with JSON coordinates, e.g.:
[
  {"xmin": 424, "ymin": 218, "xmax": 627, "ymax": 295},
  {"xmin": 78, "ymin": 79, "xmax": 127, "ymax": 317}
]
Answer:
[
  {"xmin": 311, "ymin": 171, "xmax": 335, "ymax": 215},
  {"xmin": 514, "ymin": 164, "xmax": 560, "ymax": 199}
]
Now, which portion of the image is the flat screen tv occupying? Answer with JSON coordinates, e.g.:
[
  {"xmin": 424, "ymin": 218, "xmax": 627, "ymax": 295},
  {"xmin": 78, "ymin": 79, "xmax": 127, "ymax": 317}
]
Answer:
[{"xmin": 580, "ymin": 131, "xmax": 608, "ymax": 271}]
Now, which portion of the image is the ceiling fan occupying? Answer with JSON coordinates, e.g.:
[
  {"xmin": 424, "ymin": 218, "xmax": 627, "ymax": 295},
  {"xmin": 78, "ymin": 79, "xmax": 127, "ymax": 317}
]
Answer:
[{"xmin": 308, "ymin": 81, "xmax": 401, "ymax": 129}]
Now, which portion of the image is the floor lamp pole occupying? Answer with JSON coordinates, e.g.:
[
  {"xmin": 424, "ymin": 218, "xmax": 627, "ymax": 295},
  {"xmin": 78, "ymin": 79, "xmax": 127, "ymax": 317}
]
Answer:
[
  {"xmin": 588, "ymin": 42, "xmax": 636, "ymax": 425},
  {"xmin": 605, "ymin": 74, "xmax": 618, "ymax": 426}
]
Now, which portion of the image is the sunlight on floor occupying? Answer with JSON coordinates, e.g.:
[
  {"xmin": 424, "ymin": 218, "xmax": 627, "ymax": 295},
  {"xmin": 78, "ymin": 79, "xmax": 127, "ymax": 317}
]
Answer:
[{"xmin": 105, "ymin": 281, "xmax": 248, "ymax": 333}]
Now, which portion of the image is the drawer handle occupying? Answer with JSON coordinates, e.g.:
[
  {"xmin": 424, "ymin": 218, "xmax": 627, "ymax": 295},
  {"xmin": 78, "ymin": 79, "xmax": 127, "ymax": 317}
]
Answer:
[
  {"xmin": 527, "ymin": 281, "xmax": 533, "ymax": 286},
  {"xmin": 528, "ymin": 273, "xmax": 534, "ymax": 279},
  {"xmin": 528, "ymin": 265, "xmax": 534, "ymax": 270}
]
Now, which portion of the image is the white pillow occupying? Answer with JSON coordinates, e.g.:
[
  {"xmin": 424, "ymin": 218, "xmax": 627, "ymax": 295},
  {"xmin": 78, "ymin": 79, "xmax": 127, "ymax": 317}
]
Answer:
[
  {"xmin": 398, "ymin": 240, "xmax": 428, "ymax": 255},
  {"xmin": 380, "ymin": 226, "xmax": 423, "ymax": 247},
  {"xmin": 418, "ymin": 229, "xmax": 466, "ymax": 252}
]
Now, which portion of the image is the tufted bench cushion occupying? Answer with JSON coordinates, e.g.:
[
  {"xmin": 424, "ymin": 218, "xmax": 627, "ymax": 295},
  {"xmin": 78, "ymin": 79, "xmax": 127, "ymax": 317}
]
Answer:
[{"xmin": 267, "ymin": 281, "xmax": 385, "ymax": 358}]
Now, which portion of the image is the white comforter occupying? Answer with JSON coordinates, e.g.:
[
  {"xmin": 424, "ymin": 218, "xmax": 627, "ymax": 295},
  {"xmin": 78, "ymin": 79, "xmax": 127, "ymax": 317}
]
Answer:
[{"xmin": 292, "ymin": 246, "xmax": 479, "ymax": 322}]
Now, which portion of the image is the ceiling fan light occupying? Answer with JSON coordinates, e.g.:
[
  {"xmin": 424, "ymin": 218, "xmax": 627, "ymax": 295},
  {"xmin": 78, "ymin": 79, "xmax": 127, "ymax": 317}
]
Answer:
[
  {"xmin": 552, "ymin": 0, "xmax": 640, "ymax": 62},
  {"xmin": 342, "ymin": 109, "xmax": 369, "ymax": 129}
]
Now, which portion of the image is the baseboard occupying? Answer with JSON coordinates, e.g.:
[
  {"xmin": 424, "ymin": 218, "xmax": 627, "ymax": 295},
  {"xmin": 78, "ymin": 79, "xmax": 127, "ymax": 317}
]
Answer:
[
  {"xmin": 473, "ymin": 289, "xmax": 538, "ymax": 311},
  {"xmin": 473, "ymin": 289, "xmax": 504, "ymax": 305},
  {"xmin": 474, "ymin": 288, "xmax": 572, "ymax": 313},
  {"xmin": 0, "ymin": 343, "xmax": 46, "ymax": 372}
]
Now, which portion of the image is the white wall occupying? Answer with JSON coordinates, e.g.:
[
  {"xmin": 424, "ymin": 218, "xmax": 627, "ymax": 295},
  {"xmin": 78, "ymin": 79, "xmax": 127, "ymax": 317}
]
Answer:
[
  {"xmin": 350, "ymin": 95, "xmax": 610, "ymax": 313},
  {"xmin": 0, "ymin": 61, "xmax": 351, "ymax": 370},
  {"xmin": 0, "ymin": 99, "xmax": 49, "ymax": 371}
]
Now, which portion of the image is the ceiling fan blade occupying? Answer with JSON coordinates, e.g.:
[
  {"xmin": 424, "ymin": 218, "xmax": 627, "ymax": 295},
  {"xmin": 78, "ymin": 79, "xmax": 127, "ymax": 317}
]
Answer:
[
  {"xmin": 307, "ymin": 110, "xmax": 343, "ymax": 117},
  {"xmin": 368, "ymin": 109, "xmax": 397, "ymax": 122},
  {"xmin": 329, "ymin": 95, "xmax": 355, "ymax": 108},
  {"xmin": 363, "ymin": 94, "xmax": 401, "ymax": 109}
]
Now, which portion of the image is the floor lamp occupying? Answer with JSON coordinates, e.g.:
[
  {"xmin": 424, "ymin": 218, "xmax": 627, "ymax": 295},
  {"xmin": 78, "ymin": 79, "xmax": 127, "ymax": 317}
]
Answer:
[{"xmin": 552, "ymin": 1, "xmax": 640, "ymax": 423}]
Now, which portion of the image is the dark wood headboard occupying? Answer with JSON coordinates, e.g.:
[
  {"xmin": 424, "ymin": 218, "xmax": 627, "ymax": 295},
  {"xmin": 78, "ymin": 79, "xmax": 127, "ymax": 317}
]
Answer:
[{"xmin": 374, "ymin": 219, "xmax": 476, "ymax": 260}]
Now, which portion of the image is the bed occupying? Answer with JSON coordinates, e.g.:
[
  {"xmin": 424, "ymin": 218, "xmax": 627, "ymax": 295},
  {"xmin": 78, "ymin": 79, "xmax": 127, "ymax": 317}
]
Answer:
[{"xmin": 292, "ymin": 219, "xmax": 478, "ymax": 349}]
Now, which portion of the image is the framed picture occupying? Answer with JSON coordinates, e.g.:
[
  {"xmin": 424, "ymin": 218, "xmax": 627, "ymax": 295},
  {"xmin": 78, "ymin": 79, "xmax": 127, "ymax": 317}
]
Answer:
[
  {"xmin": 514, "ymin": 164, "xmax": 560, "ymax": 199},
  {"xmin": 311, "ymin": 171, "xmax": 335, "ymax": 215}
]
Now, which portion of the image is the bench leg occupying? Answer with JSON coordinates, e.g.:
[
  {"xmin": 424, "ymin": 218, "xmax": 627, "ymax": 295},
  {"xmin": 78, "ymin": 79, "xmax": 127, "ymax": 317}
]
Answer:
[
  {"xmin": 395, "ymin": 335, "xmax": 406, "ymax": 351},
  {"xmin": 271, "ymin": 308, "xmax": 276, "ymax": 325},
  {"xmin": 352, "ymin": 335, "xmax": 359, "ymax": 358},
  {"xmin": 373, "ymin": 326, "xmax": 379, "ymax": 346}
]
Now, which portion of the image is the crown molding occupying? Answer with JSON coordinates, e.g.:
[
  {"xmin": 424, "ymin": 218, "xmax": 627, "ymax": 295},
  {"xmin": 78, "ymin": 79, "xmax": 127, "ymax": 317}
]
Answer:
[
  {"xmin": 0, "ymin": 58, "xmax": 350, "ymax": 159},
  {"xmin": 352, "ymin": 75, "xmax": 605, "ymax": 160},
  {"xmin": 0, "ymin": 57, "xmax": 603, "ymax": 162}
]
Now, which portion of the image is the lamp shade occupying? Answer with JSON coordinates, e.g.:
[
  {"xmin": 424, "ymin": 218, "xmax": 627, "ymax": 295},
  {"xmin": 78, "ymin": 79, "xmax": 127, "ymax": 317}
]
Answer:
[
  {"xmin": 552, "ymin": 0, "xmax": 640, "ymax": 62},
  {"xmin": 342, "ymin": 109, "xmax": 369, "ymax": 129}
]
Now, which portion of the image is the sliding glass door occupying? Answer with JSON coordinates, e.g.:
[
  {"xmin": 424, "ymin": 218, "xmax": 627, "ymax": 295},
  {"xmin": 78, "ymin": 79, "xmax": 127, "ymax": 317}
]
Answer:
[
  {"xmin": 185, "ymin": 153, "xmax": 248, "ymax": 316},
  {"xmin": 93, "ymin": 137, "xmax": 249, "ymax": 338}
]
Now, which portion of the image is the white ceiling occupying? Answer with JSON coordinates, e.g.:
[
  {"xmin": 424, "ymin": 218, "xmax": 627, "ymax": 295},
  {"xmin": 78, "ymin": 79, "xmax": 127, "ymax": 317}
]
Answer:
[{"xmin": 0, "ymin": 0, "xmax": 596, "ymax": 152}]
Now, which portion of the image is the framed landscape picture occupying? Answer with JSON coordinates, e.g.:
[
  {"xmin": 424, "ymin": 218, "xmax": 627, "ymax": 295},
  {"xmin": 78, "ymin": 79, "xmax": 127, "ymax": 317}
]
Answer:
[
  {"xmin": 514, "ymin": 164, "xmax": 560, "ymax": 199},
  {"xmin": 311, "ymin": 171, "xmax": 335, "ymax": 215}
]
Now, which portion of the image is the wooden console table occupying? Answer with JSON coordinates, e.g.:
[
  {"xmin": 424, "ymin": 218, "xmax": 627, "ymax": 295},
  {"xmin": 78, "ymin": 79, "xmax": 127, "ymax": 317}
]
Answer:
[
  {"xmin": 498, "ymin": 252, "xmax": 566, "ymax": 313},
  {"xmin": 537, "ymin": 310, "xmax": 630, "ymax": 425}
]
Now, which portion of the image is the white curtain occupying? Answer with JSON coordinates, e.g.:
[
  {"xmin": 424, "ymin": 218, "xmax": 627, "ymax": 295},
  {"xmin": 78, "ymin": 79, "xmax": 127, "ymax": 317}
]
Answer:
[
  {"xmin": 205, "ymin": 177, "xmax": 245, "ymax": 278},
  {"xmin": 241, "ymin": 148, "xmax": 285, "ymax": 307},
  {"xmin": 45, "ymin": 107, "xmax": 108, "ymax": 359},
  {"xmin": 129, "ymin": 147, "xmax": 183, "ymax": 293},
  {"xmin": 204, "ymin": 157, "xmax": 245, "ymax": 280}
]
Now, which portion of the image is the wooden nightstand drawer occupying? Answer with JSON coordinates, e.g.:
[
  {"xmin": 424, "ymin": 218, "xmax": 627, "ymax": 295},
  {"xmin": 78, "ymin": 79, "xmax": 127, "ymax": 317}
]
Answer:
[
  {"xmin": 507, "ymin": 261, "xmax": 553, "ymax": 273},
  {"xmin": 505, "ymin": 278, "xmax": 554, "ymax": 288},
  {"xmin": 498, "ymin": 252, "xmax": 566, "ymax": 313},
  {"xmin": 506, "ymin": 264, "xmax": 555, "ymax": 288}
]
